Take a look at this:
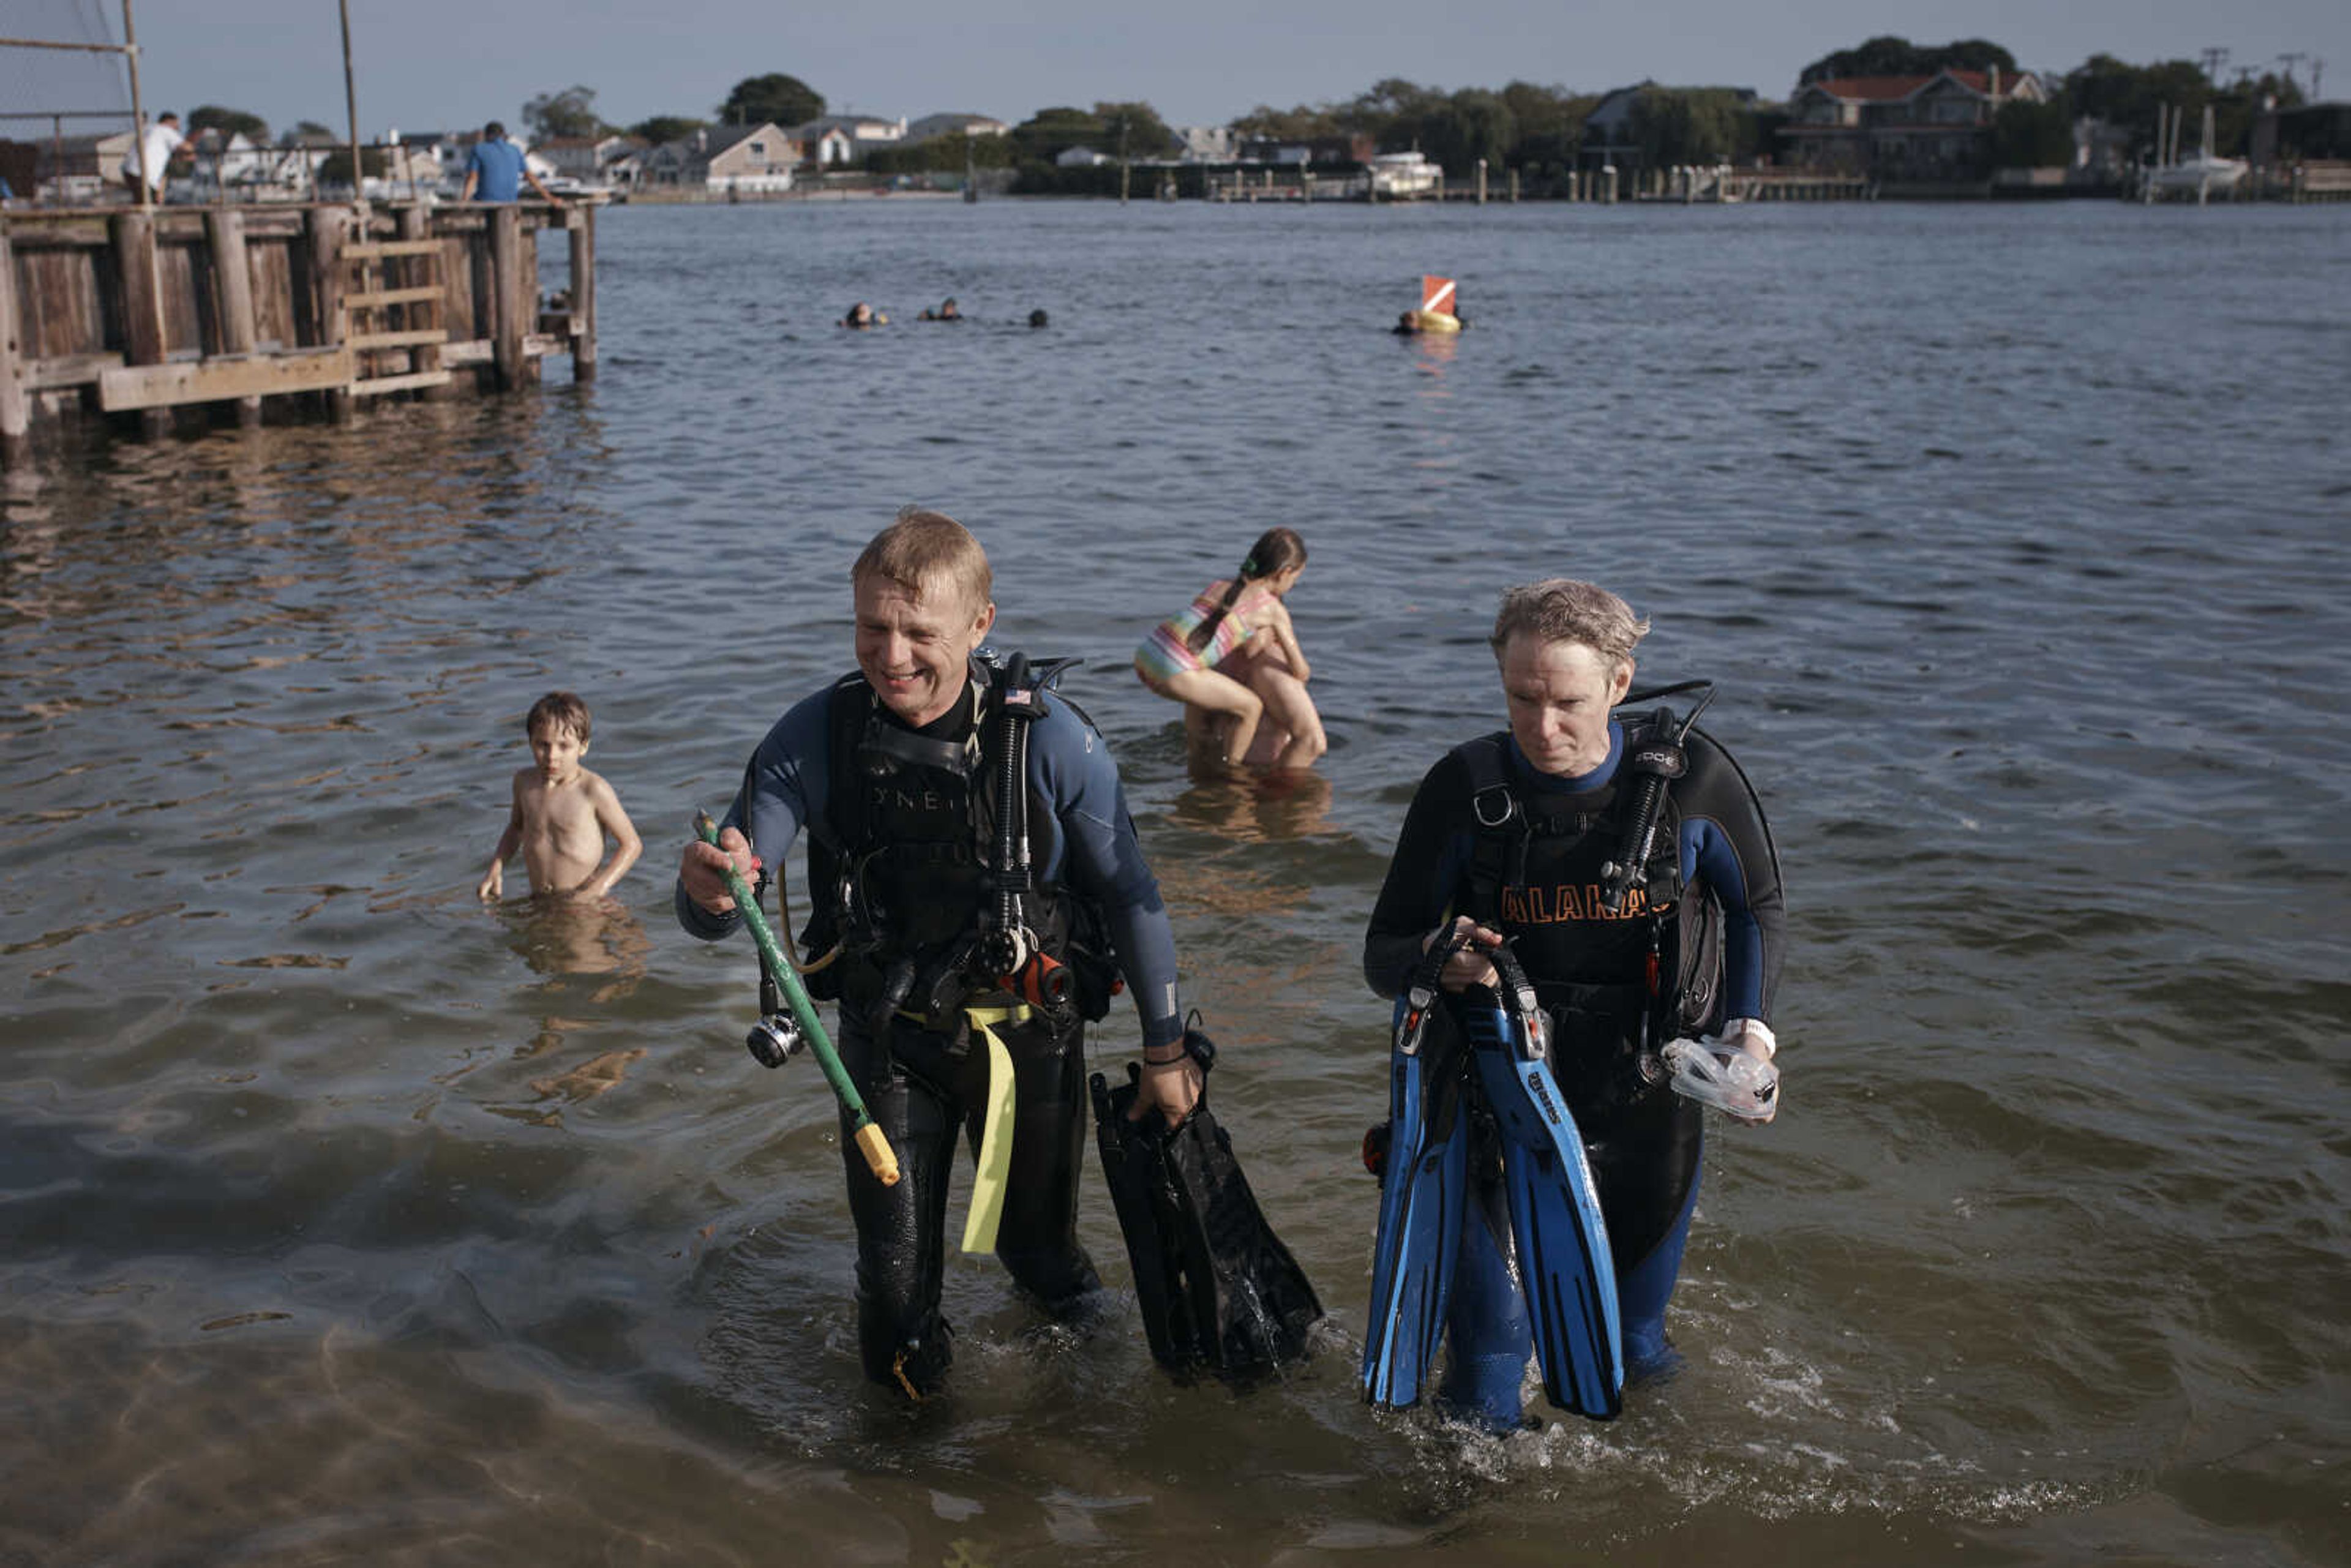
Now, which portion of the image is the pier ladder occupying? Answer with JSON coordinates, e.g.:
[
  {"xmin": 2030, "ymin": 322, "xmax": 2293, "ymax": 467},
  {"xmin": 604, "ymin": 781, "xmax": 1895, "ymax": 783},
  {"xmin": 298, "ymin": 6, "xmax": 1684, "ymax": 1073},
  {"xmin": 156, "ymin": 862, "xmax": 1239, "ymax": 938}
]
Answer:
[{"xmin": 343, "ymin": 238, "xmax": 451, "ymax": 399}]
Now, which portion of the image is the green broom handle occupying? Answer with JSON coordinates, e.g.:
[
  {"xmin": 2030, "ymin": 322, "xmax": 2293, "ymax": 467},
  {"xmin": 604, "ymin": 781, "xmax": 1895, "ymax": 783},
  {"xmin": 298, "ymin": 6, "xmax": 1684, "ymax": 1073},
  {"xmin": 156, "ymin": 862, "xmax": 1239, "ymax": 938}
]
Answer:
[{"xmin": 694, "ymin": 811, "xmax": 899, "ymax": 1186}]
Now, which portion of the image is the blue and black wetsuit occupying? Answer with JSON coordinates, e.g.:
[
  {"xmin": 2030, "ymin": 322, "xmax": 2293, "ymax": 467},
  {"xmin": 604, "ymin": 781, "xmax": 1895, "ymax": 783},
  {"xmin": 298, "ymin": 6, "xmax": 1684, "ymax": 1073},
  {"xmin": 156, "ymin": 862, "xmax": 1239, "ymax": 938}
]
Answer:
[
  {"xmin": 1364, "ymin": 716, "xmax": 1783, "ymax": 1424},
  {"xmin": 679, "ymin": 661, "xmax": 1183, "ymax": 1395}
]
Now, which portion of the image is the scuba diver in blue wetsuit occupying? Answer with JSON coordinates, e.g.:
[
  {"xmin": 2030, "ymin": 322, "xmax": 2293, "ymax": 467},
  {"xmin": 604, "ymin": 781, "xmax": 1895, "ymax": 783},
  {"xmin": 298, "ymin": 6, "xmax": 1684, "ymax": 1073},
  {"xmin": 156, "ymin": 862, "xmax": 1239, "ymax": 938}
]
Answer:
[
  {"xmin": 677, "ymin": 508, "xmax": 1204, "ymax": 1399},
  {"xmin": 1362, "ymin": 577, "xmax": 1785, "ymax": 1430}
]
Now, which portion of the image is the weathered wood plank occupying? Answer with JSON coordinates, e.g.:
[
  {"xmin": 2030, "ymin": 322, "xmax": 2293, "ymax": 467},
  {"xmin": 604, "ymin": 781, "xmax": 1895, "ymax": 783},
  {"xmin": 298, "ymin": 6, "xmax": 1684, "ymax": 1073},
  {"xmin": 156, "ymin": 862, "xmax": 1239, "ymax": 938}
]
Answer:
[
  {"xmin": 206, "ymin": 210, "xmax": 261, "ymax": 426},
  {"xmin": 348, "ymin": 368, "xmax": 452, "ymax": 397},
  {"xmin": 347, "ymin": 285, "xmax": 442, "ymax": 309},
  {"xmin": 98, "ymin": 347, "xmax": 354, "ymax": 411},
  {"xmin": 345, "ymin": 240, "xmax": 443, "ymax": 259},
  {"xmin": 1, "ymin": 225, "xmax": 28, "ymax": 466},
  {"xmin": 568, "ymin": 206, "xmax": 596, "ymax": 381},
  {"xmin": 349, "ymin": 328, "xmax": 449, "ymax": 350},
  {"xmin": 26, "ymin": 351, "xmax": 121, "ymax": 390},
  {"xmin": 490, "ymin": 206, "xmax": 524, "ymax": 391}
]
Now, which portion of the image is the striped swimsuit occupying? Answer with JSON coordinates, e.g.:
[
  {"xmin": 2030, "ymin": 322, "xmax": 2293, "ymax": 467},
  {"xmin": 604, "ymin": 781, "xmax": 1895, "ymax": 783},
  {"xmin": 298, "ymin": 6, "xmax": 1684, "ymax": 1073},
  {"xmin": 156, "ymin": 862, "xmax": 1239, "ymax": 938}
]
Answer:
[{"xmin": 1134, "ymin": 581, "xmax": 1255, "ymax": 686}]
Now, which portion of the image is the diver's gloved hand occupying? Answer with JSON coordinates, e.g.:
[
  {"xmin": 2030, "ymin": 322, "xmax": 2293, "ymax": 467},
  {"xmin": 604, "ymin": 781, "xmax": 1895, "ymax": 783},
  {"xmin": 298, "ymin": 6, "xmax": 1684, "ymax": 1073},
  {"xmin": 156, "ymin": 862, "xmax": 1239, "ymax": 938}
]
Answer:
[{"xmin": 1424, "ymin": 915, "xmax": 1503, "ymax": 993}]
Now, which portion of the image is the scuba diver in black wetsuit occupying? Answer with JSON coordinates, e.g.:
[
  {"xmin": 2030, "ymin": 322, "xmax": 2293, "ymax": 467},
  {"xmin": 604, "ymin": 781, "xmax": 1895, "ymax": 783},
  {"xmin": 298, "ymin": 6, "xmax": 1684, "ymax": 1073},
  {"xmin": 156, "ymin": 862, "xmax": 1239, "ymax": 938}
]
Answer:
[
  {"xmin": 1363, "ymin": 578, "xmax": 1785, "ymax": 1429},
  {"xmin": 678, "ymin": 509, "xmax": 1201, "ymax": 1399}
]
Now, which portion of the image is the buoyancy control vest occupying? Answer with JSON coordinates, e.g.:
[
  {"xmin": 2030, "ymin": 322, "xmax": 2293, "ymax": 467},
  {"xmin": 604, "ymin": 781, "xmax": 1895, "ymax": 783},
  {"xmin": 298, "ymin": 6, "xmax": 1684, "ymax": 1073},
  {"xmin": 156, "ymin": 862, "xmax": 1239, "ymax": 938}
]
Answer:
[
  {"xmin": 792, "ymin": 653, "xmax": 1116, "ymax": 1036},
  {"xmin": 1452, "ymin": 698, "xmax": 1728, "ymax": 1120}
]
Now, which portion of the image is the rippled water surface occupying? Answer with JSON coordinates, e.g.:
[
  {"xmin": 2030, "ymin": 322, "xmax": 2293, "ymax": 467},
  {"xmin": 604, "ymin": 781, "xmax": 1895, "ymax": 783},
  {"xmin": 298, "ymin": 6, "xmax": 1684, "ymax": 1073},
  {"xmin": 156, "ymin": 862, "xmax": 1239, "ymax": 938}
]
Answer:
[{"xmin": 4, "ymin": 198, "xmax": 2347, "ymax": 1567}]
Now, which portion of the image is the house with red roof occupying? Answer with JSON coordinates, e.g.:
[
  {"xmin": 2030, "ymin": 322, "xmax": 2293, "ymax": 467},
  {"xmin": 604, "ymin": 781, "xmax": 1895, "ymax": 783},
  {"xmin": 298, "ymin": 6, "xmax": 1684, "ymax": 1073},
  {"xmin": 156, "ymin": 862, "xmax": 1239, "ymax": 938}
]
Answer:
[{"xmin": 1779, "ymin": 67, "xmax": 2047, "ymax": 178}]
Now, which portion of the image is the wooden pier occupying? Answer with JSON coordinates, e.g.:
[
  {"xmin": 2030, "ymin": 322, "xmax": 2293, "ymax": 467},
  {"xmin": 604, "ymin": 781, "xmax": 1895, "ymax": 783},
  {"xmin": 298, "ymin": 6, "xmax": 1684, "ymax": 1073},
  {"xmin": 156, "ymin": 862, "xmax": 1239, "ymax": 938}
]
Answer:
[{"xmin": 1, "ymin": 199, "xmax": 597, "ymax": 469}]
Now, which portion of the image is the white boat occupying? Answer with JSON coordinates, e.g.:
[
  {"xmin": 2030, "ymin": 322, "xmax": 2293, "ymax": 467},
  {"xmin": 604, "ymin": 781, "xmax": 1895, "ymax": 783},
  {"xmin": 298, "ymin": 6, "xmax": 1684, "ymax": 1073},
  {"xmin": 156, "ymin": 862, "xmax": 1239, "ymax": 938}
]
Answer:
[
  {"xmin": 2148, "ymin": 105, "xmax": 2246, "ymax": 195},
  {"xmin": 2149, "ymin": 154, "xmax": 2246, "ymax": 192},
  {"xmin": 1368, "ymin": 151, "xmax": 1441, "ymax": 198}
]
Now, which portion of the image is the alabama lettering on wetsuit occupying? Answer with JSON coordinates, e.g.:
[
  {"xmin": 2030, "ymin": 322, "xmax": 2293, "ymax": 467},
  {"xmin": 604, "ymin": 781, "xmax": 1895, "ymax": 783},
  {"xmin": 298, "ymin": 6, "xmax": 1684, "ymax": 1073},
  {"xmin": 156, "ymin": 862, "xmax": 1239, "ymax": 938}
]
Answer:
[
  {"xmin": 1363, "ymin": 721, "xmax": 1784, "ymax": 1016},
  {"xmin": 676, "ymin": 674, "xmax": 1187, "ymax": 1051}
]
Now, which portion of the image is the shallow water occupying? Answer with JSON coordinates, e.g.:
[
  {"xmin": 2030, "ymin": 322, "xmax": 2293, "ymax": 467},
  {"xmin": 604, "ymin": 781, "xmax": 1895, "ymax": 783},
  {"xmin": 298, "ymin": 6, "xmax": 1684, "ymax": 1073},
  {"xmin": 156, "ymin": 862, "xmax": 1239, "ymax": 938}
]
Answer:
[{"xmin": 3, "ymin": 198, "xmax": 2347, "ymax": 1567}]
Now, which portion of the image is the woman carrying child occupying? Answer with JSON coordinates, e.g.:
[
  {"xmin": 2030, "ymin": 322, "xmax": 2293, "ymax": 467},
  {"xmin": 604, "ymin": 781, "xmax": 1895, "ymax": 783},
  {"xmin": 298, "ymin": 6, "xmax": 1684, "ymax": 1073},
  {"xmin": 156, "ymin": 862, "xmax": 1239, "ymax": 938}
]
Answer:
[{"xmin": 1133, "ymin": 528, "xmax": 1326, "ymax": 771}]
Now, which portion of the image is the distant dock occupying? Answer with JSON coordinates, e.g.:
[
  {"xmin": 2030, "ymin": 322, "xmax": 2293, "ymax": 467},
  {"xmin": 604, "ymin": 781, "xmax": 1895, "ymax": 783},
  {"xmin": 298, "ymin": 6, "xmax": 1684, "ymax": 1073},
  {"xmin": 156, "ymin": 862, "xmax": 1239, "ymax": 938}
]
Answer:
[{"xmin": 1, "ymin": 199, "xmax": 598, "ymax": 469}]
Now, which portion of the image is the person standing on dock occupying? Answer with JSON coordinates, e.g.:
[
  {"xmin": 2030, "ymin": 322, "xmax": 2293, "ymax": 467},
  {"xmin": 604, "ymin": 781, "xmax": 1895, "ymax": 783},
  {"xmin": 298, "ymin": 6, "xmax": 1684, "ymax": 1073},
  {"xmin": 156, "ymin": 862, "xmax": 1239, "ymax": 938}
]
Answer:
[
  {"xmin": 460, "ymin": 121, "xmax": 564, "ymax": 206},
  {"xmin": 119, "ymin": 111, "xmax": 187, "ymax": 200}
]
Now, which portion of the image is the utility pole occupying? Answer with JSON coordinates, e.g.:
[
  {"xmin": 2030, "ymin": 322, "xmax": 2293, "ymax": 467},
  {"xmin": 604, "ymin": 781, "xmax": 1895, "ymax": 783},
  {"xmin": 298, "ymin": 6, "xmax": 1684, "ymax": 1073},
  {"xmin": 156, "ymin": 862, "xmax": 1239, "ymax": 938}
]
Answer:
[
  {"xmin": 2275, "ymin": 52, "xmax": 2308, "ymax": 95},
  {"xmin": 2199, "ymin": 46, "xmax": 2230, "ymax": 86}
]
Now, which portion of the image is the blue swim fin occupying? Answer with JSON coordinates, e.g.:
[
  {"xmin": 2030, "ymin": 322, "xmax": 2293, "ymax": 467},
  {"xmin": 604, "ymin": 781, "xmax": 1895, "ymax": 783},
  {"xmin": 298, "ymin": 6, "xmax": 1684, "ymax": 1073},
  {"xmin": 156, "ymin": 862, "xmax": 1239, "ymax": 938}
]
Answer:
[
  {"xmin": 1461, "ymin": 947, "xmax": 1624, "ymax": 1420},
  {"xmin": 1361, "ymin": 945, "xmax": 1470, "ymax": 1408}
]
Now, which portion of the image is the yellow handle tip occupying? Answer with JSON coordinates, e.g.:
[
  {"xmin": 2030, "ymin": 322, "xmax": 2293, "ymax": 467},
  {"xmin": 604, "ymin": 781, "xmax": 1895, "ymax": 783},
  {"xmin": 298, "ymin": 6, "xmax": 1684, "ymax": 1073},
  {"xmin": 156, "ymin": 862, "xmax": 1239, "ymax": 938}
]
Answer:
[{"xmin": 856, "ymin": 1122, "xmax": 901, "ymax": 1186}]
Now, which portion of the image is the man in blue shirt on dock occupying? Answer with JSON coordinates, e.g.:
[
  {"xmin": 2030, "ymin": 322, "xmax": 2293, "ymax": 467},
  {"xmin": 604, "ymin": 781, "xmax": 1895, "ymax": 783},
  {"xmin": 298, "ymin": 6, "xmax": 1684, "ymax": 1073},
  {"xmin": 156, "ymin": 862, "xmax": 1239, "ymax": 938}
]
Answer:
[{"xmin": 460, "ymin": 121, "xmax": 563, "ymax": 206}]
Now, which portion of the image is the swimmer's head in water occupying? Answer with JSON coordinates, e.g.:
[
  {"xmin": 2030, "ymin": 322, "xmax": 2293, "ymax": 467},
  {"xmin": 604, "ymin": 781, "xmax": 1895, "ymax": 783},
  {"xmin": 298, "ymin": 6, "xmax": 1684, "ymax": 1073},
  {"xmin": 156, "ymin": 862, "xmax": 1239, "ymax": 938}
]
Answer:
[
  {"xmin": 1029, "ymin": 309, "xmax": 1048, "ymax": 328},
  {"xmin": 845, "ymin": 302, "xmax": 874, "ymax": 327}
]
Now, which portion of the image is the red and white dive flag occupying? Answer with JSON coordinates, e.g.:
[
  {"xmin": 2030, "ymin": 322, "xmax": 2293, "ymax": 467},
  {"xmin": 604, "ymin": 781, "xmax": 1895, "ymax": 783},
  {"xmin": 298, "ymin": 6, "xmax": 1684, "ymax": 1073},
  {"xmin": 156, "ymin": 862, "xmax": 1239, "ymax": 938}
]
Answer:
[{"xmin": 1420, "ymin": 275, "xmax": 1457, "ymax": 317}]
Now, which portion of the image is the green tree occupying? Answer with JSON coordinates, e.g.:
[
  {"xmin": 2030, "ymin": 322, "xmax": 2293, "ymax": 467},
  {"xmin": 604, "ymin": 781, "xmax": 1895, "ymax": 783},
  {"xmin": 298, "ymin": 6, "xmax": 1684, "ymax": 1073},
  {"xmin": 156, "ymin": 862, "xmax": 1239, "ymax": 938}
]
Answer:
[
  {"xmin": 315, "ymin": 147, "xmax": 388, "ymax": 184},
  {"xmin": 189, "ymin": 104, "xmax": 269, "ymax": 143},
  {"xmin": 1011, "ymin": 106, "xmax": 1106, "ymax": 163},
  {"xmin": 1346, "ymin": 77, "xmax": 1442, "ymax": 138},
  {"xmin": 1990, "ymin": 96, "xmax": 2072, "ymax": 165},
  {"xmin": 629, "ymin": 115, "xmax": 708, "ymax": 146},
  {"xmin": 1230, "ymin": 102, "xmax": 1341, "ymax": 141},
  {"xmin": 1629, "ymin": 88, "xmax": 1749, "ymax": 165},
  {"xmin": 864, "ymin": 132, "xmax": 1019, "ymax": 175},
  {"xmin": 1419, "ymin": 89, "xmax": 1515, "ymax": 175},
  {"xmin": 523, "ymin": 85, "xmax": 607, "ymax": 141},
  {"xmin": 2064, "ymin": 54, "xmax": 2221, "ymax": 141},
  {"xmin": 1500, "ymin": 82, "xmax": 1601, "ymax": 173},
  {"xmin": 719, "ymin": 73, "xmax": 825, "ymax": 128},
  {"xmin": 281, "ymin": 120, "xmax": 336, "ymax": 147},
  {"xmin": 1096, "ymin": 100, "xmax": 1178, "ymax": 159},
  {"xmin": 1800, "ymin": 35, "xmax": 2019, "ymax": 85}
]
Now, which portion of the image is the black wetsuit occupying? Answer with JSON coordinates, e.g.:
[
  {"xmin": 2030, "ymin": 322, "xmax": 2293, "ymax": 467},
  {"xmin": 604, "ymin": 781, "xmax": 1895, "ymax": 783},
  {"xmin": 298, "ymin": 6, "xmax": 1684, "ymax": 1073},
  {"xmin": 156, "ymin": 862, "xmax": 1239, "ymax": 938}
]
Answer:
[
  {"xmin": 1364, "ymin": 716, "xmax": 1783, "ymax": 1412},
  {"xmin": 679, "ymin": 664, "xmax": 1183, "ymax": 1395}
]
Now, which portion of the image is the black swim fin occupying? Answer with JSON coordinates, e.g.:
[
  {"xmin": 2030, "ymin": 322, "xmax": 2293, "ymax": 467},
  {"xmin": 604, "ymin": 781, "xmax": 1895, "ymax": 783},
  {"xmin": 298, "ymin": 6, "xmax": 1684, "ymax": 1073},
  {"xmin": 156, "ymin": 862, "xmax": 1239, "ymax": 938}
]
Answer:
[{"xmin": 1090, "ymin": 1033, "xmax": 1322, "ymax": 1376}]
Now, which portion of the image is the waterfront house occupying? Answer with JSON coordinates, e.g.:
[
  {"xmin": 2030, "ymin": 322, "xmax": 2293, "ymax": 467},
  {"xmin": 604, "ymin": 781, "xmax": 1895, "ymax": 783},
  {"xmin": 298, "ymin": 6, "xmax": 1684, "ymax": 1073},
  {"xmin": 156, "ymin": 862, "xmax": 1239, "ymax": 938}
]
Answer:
[
  {"xmin": 1234, "ymin": 133, "xmax": 1375, "ymax": 166},
  {"xmin": 1779, "ymin": 68, "xmax": 2048, "ymax": 178},
  {"xmin": 904, "ymin": 113, "xmax": 1008, "ymax": 144},
  {"xmin": 644, "ymin": 122, "xmax": 798, "ymax": 192},
  {"xmin": 803, "ymin": 127, "xmax": 854, "ymax": 167},
  {"xmin": 792, "ymin": 113, "xmax": 907, "ymax": 165},
  {"xmin": 32, "ymin": 131, "xmax": 135, "ymax": 201},
  {"xmin": 532, "ymin": 136, "xmax": 604, "ymax": 183},
  {"xmin": 1176, "ymin": 126, "xmax": 1235, "ymax": 163}
]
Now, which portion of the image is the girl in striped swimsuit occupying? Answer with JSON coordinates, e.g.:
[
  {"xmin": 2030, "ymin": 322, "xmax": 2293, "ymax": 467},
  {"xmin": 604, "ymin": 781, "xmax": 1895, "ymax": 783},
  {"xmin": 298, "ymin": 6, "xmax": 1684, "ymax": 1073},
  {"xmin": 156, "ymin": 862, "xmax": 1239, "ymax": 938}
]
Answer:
[{"xmin": 1133, "ymin": 528, "xmax": 1325, "ymax": 771}]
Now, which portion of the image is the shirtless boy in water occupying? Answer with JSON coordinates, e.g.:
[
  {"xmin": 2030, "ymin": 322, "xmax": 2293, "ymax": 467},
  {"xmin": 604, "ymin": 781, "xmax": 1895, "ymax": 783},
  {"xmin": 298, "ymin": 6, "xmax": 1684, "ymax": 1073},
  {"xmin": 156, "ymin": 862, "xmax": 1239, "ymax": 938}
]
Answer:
[{"xmin": 477, "ymin": 691, "xmax": 642, "ymax": 901}]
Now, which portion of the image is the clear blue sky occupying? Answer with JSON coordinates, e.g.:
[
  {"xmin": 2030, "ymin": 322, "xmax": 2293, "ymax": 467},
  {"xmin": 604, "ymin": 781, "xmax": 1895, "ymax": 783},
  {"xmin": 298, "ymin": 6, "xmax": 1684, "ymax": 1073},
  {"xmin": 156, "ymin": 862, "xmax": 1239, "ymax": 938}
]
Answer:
[{"xmin": 103, "ymin": 0, "xmax": 2351, "ymax": 137}]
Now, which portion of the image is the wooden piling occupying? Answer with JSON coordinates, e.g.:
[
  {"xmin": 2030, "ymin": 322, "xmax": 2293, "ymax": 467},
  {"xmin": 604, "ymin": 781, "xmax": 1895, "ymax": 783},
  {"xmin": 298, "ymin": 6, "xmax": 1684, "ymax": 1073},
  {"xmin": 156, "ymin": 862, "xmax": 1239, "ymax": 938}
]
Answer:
[
  {"xmin": 306, "ymin": 204, "xmax": 352, "ymax": 421},
  {"xmin": 110, "ymin": 209, "xmax": 170, "ymax": 438},
  {"xmin": 204, "ymin": 209, "xmax": 263, "ymax": 427},
  {"xmin": 0, "ymin": 223, "xmax": 27, "ymax": 470},
  {"xmin": 566, "ymin": 205, "xmax": 596, "ymax": 382},
  {"xmin": 490, "ymin": 205, "xmax": 525, "ymax": 391}
]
